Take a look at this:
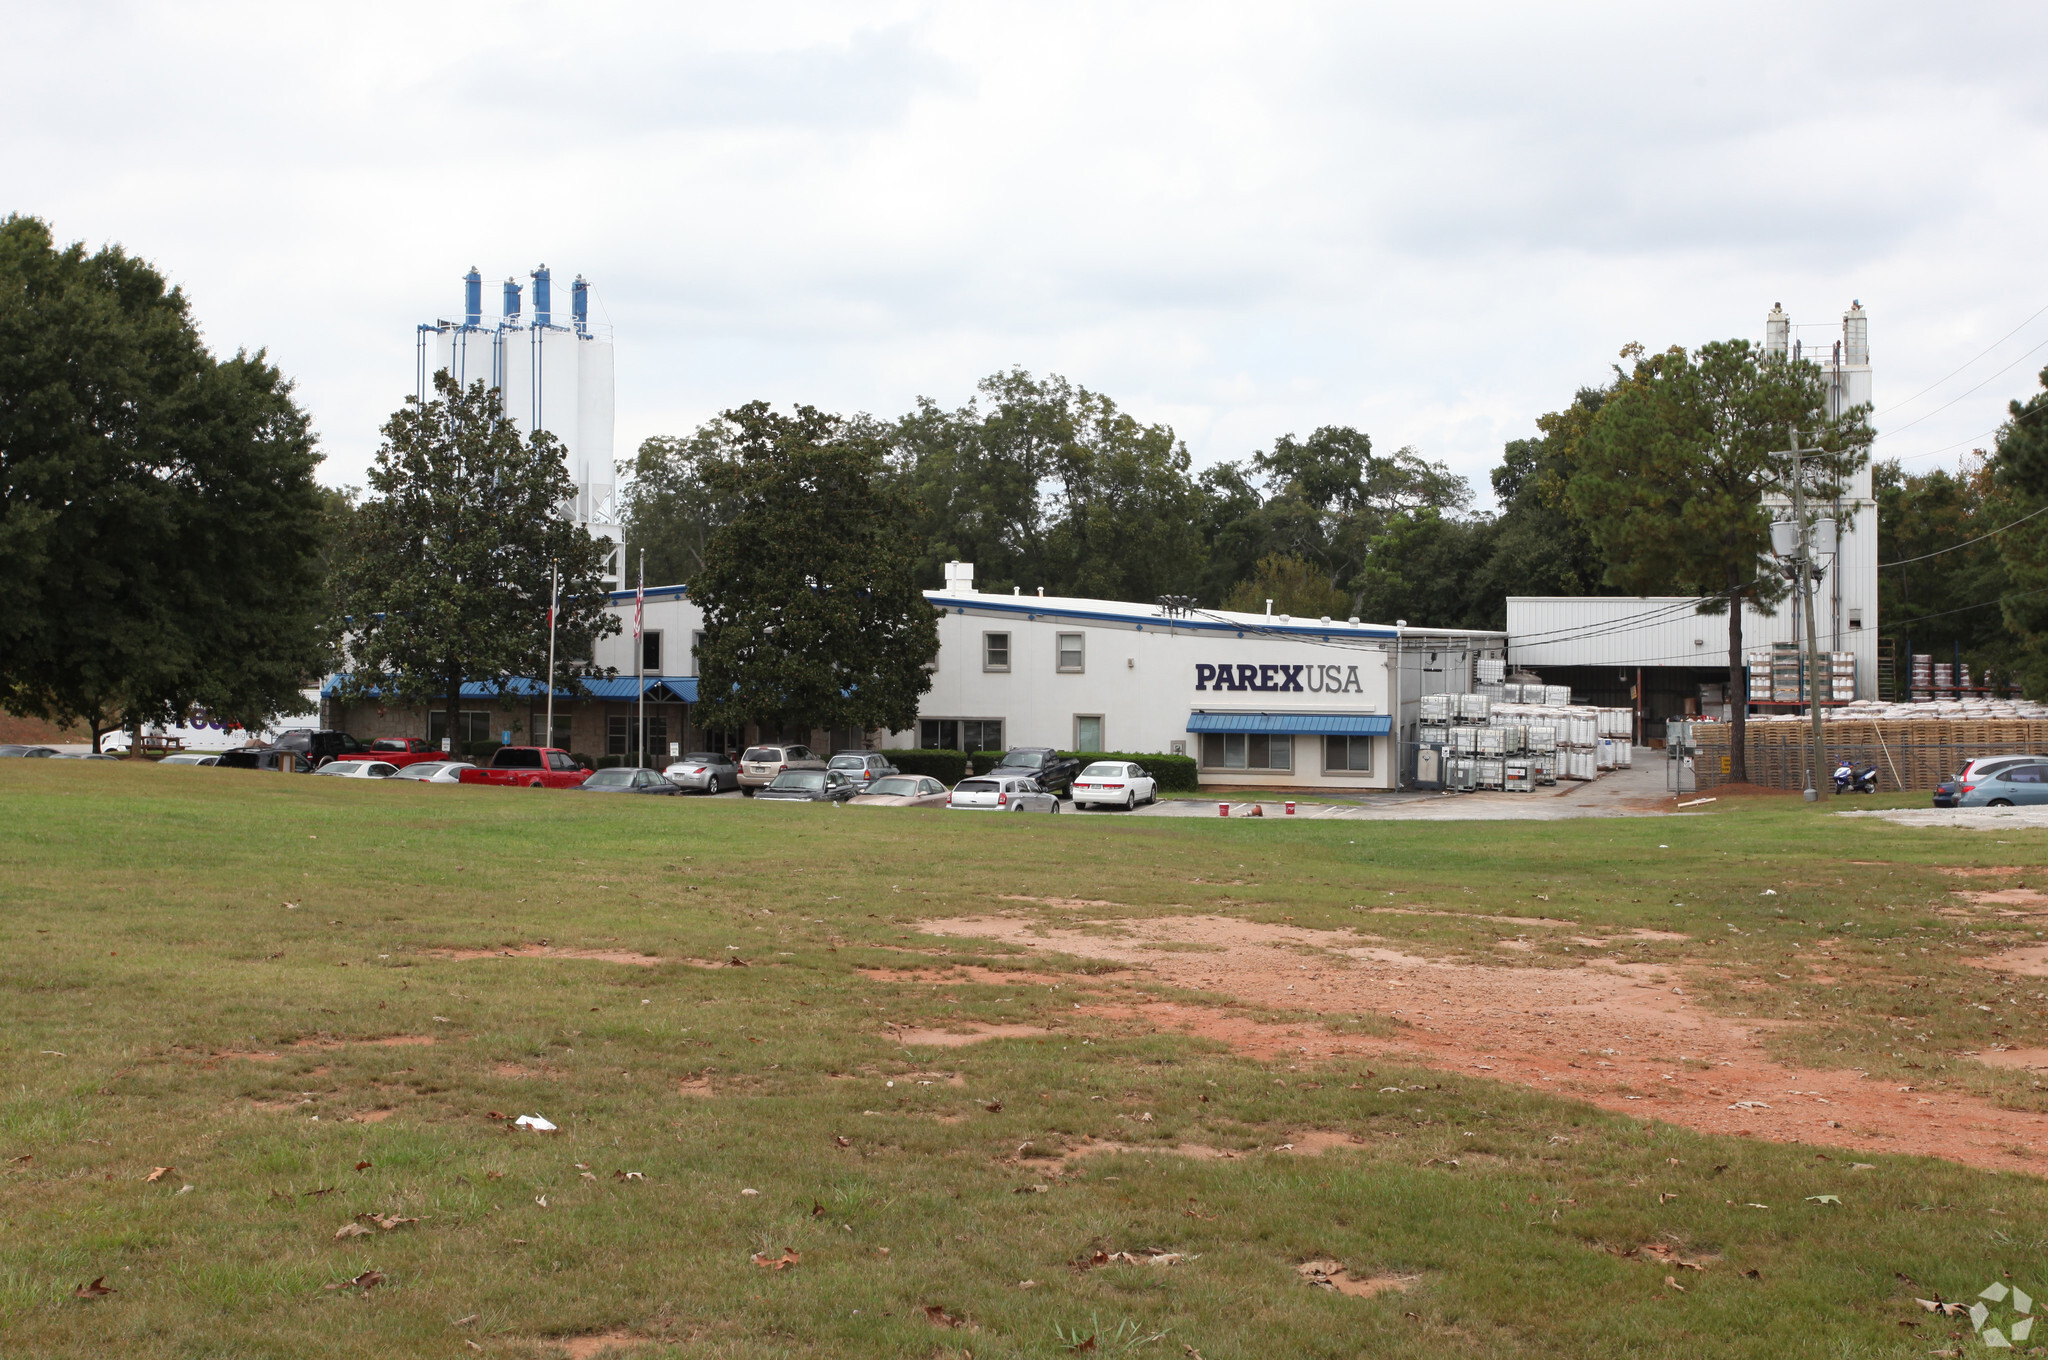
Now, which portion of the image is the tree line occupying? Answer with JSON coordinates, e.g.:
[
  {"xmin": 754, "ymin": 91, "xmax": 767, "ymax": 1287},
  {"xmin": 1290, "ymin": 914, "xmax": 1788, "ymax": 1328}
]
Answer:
[{"xmin": 7, "ymin": 214, "xmax": 2047, "ymax": 755}]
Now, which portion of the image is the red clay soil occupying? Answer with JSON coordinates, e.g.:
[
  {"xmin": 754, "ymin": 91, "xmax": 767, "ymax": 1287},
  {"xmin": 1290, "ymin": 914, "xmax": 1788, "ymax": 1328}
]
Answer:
[{"xmin": 918, "ymin": 911, "xmax": 2048, "ymax": 1174}]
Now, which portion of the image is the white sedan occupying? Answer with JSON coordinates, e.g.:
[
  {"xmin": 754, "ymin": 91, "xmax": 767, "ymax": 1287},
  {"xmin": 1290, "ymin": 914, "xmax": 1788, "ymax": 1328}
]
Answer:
[
  {"xmin": 313, "ymin": 759, "xmax": 398, "ymax": 779},
  {"xmin": 1070, "ymin": 761, "xmax": 1158, "ymax": 811},
  {"xmin": 386, "ymin": 761, "xmax": 477, "ymax": 784}
]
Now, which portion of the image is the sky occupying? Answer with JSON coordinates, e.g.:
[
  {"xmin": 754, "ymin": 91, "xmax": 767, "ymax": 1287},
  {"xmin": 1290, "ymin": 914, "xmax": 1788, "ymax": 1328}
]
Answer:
[{"xmin": 7, "ymin": 2, "xmax": 2047, "ymax": 508}]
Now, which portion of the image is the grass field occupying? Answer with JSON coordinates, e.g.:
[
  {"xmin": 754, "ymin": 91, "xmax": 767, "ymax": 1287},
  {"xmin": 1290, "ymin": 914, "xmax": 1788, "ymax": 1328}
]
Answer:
[{"xmin": 2, "ymin": 763, "xmax": 2046, "ymax": 1358}]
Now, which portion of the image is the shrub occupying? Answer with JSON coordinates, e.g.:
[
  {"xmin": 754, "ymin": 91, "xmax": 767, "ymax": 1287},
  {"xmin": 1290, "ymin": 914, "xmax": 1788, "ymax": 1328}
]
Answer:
[
  {"xmin": 570, "ymin": 752, "xmax": 598, "ymax": 771},
  {"xmin": 886, "ymin": 749, "xmax": 971, "ymax": 784},
  {"xmin": 461, "ymin": 740, "xmax": 504, "ymax": 762}
]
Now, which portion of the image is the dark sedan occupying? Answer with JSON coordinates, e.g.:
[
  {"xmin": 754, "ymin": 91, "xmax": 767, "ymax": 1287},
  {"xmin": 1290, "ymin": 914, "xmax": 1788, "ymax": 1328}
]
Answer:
[
  {"xmin": 576, "ymin": 767, "xmax": 684, "ymax": 795},
  {"xmin": 754, "ymin": 769, "xmax": 860, "ymax": 803}
]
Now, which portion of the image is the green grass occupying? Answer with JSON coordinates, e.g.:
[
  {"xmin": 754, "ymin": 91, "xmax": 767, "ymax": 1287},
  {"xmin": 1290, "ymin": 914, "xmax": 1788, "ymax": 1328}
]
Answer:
[{"xmin": 0, "ymin": 764, "xmax": 2044, "ymax": 1358}]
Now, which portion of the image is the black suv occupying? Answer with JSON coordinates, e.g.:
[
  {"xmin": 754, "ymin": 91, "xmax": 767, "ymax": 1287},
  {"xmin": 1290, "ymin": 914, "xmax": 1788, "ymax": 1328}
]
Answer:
[
  {"xmin": 273, "ymin": 729, "xmax": 370, "ymax": 767},
  {"xmin": 989, "ymin": 747, "xmax": 1082, "ymax": 797},
  {"xmin": 218, "ymin": 748, "xmax": 315, "ymax": 772}
]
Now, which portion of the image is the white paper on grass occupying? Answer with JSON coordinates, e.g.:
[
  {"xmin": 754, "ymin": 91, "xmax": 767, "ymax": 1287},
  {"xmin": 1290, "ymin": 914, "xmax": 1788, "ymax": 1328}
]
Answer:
[
  {"xmin": 2015, "ymin": 1288, "xmax": 2034, "ymax": 1315},
  {"xmin": 1971, "ymin": 1302, "xmax": 1991, "ymax": 1331},
  {"xmin": 2013, "ymin": 1318, "xmax": 2034, "ymax": 1342},
  {"xmin": 1983, "ymin": 1282, "xmax": 2011, "ymax": 1303},
  {"xmin": 513, "ymin": 1115, "xmax": 557, "ymax": 1132}
]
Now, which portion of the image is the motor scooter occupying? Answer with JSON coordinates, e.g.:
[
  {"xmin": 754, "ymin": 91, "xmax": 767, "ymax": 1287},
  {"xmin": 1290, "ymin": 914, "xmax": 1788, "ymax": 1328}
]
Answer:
[{"xmin": 1832, "ymin": 760, "xmax": 1879, "ymax": 794}]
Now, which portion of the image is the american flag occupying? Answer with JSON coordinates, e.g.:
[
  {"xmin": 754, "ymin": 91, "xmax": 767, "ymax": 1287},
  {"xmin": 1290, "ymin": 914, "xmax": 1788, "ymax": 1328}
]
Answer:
[{"xmin": 634, "ymin": 581, "xmax": 644, "ymax": 640}]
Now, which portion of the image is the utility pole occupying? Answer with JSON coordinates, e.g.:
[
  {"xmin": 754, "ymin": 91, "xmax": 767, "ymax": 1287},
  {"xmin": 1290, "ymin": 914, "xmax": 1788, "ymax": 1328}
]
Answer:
[
  {"xmin": 1786, "ymin": 426, "xmax": 1830, "ymax": 802},
  {"xmin": 635, "ymin": 548, "xmax": 647, "ymax": 769},
  {"xmin": 545, "ymin": 560, "xmax": 558, "ymax": 751}
]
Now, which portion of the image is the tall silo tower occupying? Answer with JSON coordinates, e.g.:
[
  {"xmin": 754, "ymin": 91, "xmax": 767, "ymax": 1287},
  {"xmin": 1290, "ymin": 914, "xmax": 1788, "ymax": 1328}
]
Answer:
[{"xmin": 415, "ymin": 266, "xmax": 621, "ymax": 585}]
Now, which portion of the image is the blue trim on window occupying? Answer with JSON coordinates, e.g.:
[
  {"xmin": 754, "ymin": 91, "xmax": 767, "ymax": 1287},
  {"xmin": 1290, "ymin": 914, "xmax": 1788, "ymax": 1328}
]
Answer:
[{"xmin": 1186, "ymin": 712, "xmax": 1391, "ymax": 736}]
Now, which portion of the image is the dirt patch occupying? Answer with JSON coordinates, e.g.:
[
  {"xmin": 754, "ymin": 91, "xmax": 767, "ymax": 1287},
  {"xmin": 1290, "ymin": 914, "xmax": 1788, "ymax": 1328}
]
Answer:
[
  {"xmin": 221, "ymin": 1035, "xmax": 433, "ymax": 1060},
  {"xmin": 1952, "ymin": 889, "xmax": 2048, "ymax": 909},
  {"xmin": 535, "ymin": 1333, "xmax": 649, "ymax": 1360},
  {"xmin": 350, "ymin": 1109, "xmax": 394, "ymax": 1124},
  {"xmin": 923, "ymin": 911, "xmax": 2048, "ymax": 1173},
  {"xmin": 1000, "ymin": 895, "xmax": 1126, "ymax": 909},
  {"xmin": 1297, "ymin": 1259, "xmax": 1420, "ymax": 1296},
  {"xmin": 678, "ymin": 1077, "xmax": 715, "ymax": 1097},
  {"xmin": 885, "ymin": 1023, "xmax": 1050, "ymax": 1047},
  {"xmin": 423, "ymin": 945, "xmax": 661, "ymax": 966},
  {"xmin": 1966, "ymin": 944, "xmax": 2048, "ymax": 977},
  {"xmin": 1978, "ymin": 1048, "xmax": 2048, "ymax": 1072},
  {"xmin": 1942, "ymin": 867, "xmax": 2037, "ymax": 880},
  {"xmin": 858, "ymin": 966, "xmax": 1090, "ymax": 987},
  {"xmin": 496, "ymin": 1062, "xmax": 553, "ymax": 1079}
]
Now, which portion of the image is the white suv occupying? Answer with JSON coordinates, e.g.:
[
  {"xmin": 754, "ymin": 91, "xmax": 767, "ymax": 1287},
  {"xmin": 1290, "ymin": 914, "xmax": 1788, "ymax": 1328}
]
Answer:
[{"xmin": 947, "ymin": 775, "xmax": 1043, "ymax": 811}]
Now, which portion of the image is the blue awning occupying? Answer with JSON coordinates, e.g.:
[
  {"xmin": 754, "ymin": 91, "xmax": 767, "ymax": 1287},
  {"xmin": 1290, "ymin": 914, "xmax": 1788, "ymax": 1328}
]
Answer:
[{"xmin": 1187, "ymin": 711, "xmax": 1391, "ymax": 736}]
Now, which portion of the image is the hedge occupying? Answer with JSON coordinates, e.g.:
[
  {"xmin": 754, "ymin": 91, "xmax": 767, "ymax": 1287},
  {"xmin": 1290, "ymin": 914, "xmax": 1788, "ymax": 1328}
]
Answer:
[
  {"xmin": 957, "ymin": 749, "xmax": 1201, "ymax": 792},
  {"xmin": 886, "ymin": 749, "xmax": 973, "ymax": 784}
]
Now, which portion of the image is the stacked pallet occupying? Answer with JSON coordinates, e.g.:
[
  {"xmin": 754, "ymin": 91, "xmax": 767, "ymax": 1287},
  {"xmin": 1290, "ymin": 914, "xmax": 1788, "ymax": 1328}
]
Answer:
[{"xmin": 1689, "ymin": 719, "xmax": 2048, "ymax": 792}]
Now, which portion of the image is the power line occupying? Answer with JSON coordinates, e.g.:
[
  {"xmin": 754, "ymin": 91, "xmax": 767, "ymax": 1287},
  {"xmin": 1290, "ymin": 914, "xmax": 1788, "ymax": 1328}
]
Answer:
[
  {"xmin": 1886, "ymin": 583, "xmax": 2048, "ymax": 627},
  {"xmin": 1874, "ymin": 299, "xmax": 2048, "ymax": 419},
  {"xmin": 1879, "ymin": 501, "xmax": 2048, "ymax": 568},
  {"xmin": 1873, "ymin": 335, "xmax": 2048, "ymax": 442}
]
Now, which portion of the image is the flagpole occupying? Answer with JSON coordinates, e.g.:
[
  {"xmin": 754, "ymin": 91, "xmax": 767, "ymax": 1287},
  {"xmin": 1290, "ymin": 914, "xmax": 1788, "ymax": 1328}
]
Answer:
[
  {"xmin": 636, "ymin": 549, "xmax": 646, "ymax": 769},
  {"xmin": 545, "ymin": 560, "xmax": 558, "ymax": 752}
]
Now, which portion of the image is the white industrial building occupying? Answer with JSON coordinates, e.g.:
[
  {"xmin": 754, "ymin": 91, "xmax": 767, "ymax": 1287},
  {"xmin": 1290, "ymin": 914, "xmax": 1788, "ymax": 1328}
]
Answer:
[
  {"xmin": 1506, "ymin": 302, "xmax": 1879, "ymax": 734},
  {"xmin": 415, "ymin": 265, "xmax": 622, "ymax": 584},
  {"xmin": 896, "ymin": 563, "xmax": 1507, "ymax": 790}
]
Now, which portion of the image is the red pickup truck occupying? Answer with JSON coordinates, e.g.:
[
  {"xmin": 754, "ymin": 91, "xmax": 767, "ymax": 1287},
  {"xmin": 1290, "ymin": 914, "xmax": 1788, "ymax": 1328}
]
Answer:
[
  {"xmin": 361, "ymin": 737, "xmax": 446, "ymax": 769},
  {"xmin": 457, "ymin": 746, "xmax": 591, "ymax": 789}
]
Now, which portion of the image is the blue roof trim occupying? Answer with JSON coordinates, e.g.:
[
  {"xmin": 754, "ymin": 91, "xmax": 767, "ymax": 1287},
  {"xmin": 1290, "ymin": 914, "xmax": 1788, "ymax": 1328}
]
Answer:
[
  {"xmin": 1187, "ymin": 711, "xmax": 1391, "ymax": 736},
  {"xmin": 608, "ymin": 584, "xmax": 691, "ymax": 605},
  {"xmin": 323, "ymin": 674, "xmax": 699, "ymax": 703},
  {"xmin": 926, "ymin": 592, "xmax": 1404, "ymax": 639}
]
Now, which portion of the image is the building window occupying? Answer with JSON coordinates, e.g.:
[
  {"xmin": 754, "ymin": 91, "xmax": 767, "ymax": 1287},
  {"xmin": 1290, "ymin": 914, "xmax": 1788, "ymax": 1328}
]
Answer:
[
  {"xmin": 919, "ymin": 718, "xmax": 1004, "ymax": 753},
  {"xmin": 1199, "ymin": 733, "xmax": 1292, "ymax": 771},
  {"xmin": 607, "ymin": 715, "xmax": 629, "ymax": 757},
  {"xmin": 1057, "ymin": 633, "xmax": 1084, "ymax": 672},
  {"xmin": 1324, "ymin": 735, "xmax": 1374, "ymax": 773},
  {"xmin": 533, "ymin": 712, "xmax": 573, "ymax": 749},
  {"xmin": 642, "ymin": 630, "xmax": 662, "ymax": 673},
  {"xmin": 1075, "ymin": 715, "xmax": 1104, "ymax": 751},
  {"xmin": 428, "ymin": 710, "xmax": 496, "ymax": 749},
  {"xmin": 983, "ymin": 631, "xmax": 1011, "ymax": 672}
]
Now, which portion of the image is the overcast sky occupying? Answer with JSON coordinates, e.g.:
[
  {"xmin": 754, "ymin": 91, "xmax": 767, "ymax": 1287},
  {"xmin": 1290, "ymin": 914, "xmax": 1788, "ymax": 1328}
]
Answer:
[{"xmin": 8, "ymin": 3, "xmax": 2046, "ymax": 506}]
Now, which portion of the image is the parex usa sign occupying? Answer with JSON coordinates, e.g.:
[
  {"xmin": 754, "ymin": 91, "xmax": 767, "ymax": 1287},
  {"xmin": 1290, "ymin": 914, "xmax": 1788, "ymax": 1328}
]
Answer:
[{"xmin": 1195, "ymin": 663, "xmax": 1363, "ymax": 694}]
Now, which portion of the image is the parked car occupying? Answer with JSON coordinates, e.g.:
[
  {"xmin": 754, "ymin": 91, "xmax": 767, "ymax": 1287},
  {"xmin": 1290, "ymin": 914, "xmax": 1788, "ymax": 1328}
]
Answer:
[
  {"xmin": 988, "ymin": 747, "xmax": 1082, "ymax": 797},
  {"xmin": 458, "ymin": 747, "xmax": 591, "ymax": 789},
  {"xmin": 53, "ymin": 752, "xmax": 120, "ymax": 760},
  {"xmin": 1955, "ymin": 761, "xmax": 2048, "ymax": 808},
  {"xmin": 662, "ymin": 751, "xmax": 739, "ymax": 794},
  {"xmin": 0, "ymin": 745, "xmax": 59, "ymax": 758},
  {"xmin": 1070, "ymin": 760, "xmax": 1158, "ymax": 810},
  {"xmin": 826, "ymin": 751, "xmax": 899, "ymax": 787},
  {"xmin": 754, "ymin": 769, "xmax": 860, "ymax": 803},
  {"xmin": 159, "ymin": 752, "xmax": 221, "ymax": 766},
  {"xmin": 386, "ymin": 760, "xmax": 476, "ymax": 783},
  {"xmin": 948, "ymin": 774, "xmax": 1049, "ymax": 811},
  {"xmin": 273, "ymin": 729, "xmax": 371, "ymax": 768},
  {"xmin": 1935, "ymin": 755, "xmax": 2045, "ymax": 808},
  {"xmin": 218, "ymin": 748, "xmax": 315, "ymax": 772},
  {"xmin": 576, "ymin": 767, "xmax": 684, "ymax": 795},
  {"xmin": 359, "ymin": 737, "xmax": 447, "ymax": 769},
  {"xmin": 314, "ymin": 759, "xmax": 399, "ymax": 779},
  {"xmin": 738, "ymin": 744, "xmax": 826, "ymax": 795},
  {"xmin": 849, "ymin": 774, "xmax": 952, "ymax": 808}
]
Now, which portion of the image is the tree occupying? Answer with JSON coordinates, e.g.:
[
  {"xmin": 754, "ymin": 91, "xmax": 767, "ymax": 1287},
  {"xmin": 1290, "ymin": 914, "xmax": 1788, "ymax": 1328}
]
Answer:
[
  {"xmin": 1351, "ymin": 510, "xmax": 1501, "ymax": 629},
  {"xmin": 1220, "ymin": 555, "xmax": 1354, "ymax": 619},
  {"xmin": 692, "ymin": 402, "xmax": 939, "ymax": 739},
  {"xmin": 1569, "ymin": 341, "xmax": 1871, "ymax": 782},
  {"xmin": 618, "ymin": 425, "xmax": 742, "ymax": 589},
  {"xmin": 331, "ymin": 373, "xmax": 619, "ymax": 751},
  {"xmin": 1875, "ymin": 457, "xmax": 2020, "ymax": 690},
  {"xmin": 0, "ymin": 214, "xmax": 330, "ymax": 750},
  {"xmin": 1990, "ymin": 368, "xmax": 2048, "ymax": 697}
]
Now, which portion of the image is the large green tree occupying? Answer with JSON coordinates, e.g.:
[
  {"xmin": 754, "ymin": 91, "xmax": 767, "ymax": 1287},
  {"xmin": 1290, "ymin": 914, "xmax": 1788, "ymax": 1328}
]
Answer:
[
  {"xmin": 0, "ymin": 214, "xmax": 330, "ymax": 750},
  {"xmin": 1990, "ymin": 368, "xmax": 2048, "ymax": 697},
  {"xmin": 331, "ymin": 373, "xmax": 619, "ymax": 751},
  {"xmin": 617, "ymin": 424, "xmax": 742, "ymax": 589},
  {"xmin": 1569, "ymin": 340, "xmax": 1872, "ymax": 781},
  {"xmin": 1875, "ymin": 457, "xmax": 2020, "ymax": 691},
  {"xmin": 692, "ymin": 402, "xmax": 939, "ymax": 740}
]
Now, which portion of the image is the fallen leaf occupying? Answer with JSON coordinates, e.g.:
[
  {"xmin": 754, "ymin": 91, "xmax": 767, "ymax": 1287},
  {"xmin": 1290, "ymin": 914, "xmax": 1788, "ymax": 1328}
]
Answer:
[
  {"xmin": 334, "ymin": 1222, "xmax": 372, "ymax": 1240},
  {"xmin": 303, "ymin": 1186, "xmax": 336, "ymax": 1198},
  {"xmin": 486, "ymin": 1172, "xmax": 504, "ymax": 1181},
  {"xmin": 579, "ymin": 1172, "xmax": 596, "ymax": 1181},
  {"xmin": 368, "ymin": 1214, "xmax": 417, "ymax": 1231},
  {"xmin": 10, "ymin": 1153, "xmax": 30, "ymax": 1165},
  {"xmin": 465, "ymin": 1344, "xmax": 482, "ymax": 1354},
  {"xmin": 1744, "ymin": 1269, "xmax": 1760, "ymax": 1280},
  {"xmin": 613, "ymin": 1170, "xmax": 644, "ymax": 1181},
  {"xmin": 355, "ymin": 1161, "xmax": 372, "ymax": 1172},
  {"xmin": 1665, "ymin": 1275, "xmax": 1686, "ymax": 1292},
  {"xmin": 725, "ymin": 957, "xmax": 748, "ymax": 967},
  {"xmin": 751, "ymin": 1248, "xmax": 801, "ymax": 1270},
  {"xmin": 1917, "ymin": 1298, "xmax": 1969, "ymax": 1317},
  {"xmin": 1805, "ymin": 1195, "xmax": 1841, "ymax": 1205},
  {"xmin": 1067, "ymin": 1339, "xmax": 1097, "ymax": 1354},
  {"xmin": 144, "ymin": 1167, "xmax": 171, "ymax": 1183},
  {"xmin": 454, "ymin": 1314, "xmax": 480, "ymax": 1326},
  {"xmin": 323, "ymin": 1268, "xmax": 386, "ymax": 1291},
  {"xmin": 740, "ymin": 1188, "xmax": 759, "ymax": 1197},
  {"xmin": 923, "ymin": 1303, "xmax": 964, "ymax": 1328},
  {"xmin": 985, "ymin": 1101, "xmax": 1003, "ymax": 1113},
  {"xmin": 72, "ymin": 1277, "xmax": 116, "ymax": 1299},
  {"xmin": 1014, "ymin": 1184, "xmax": 1048, "ymax": 1195},
  {"xmin": 832, "ymin": 1135, "xmax": 851, "ymax": 1148},
  {"xmin": 1018, "ymin": 1279, "xmax": 1038, "ymax": 1289},
  {"xmin": 534, "ymin": 1195, "xmax": 547, "ymax": 1208}
]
